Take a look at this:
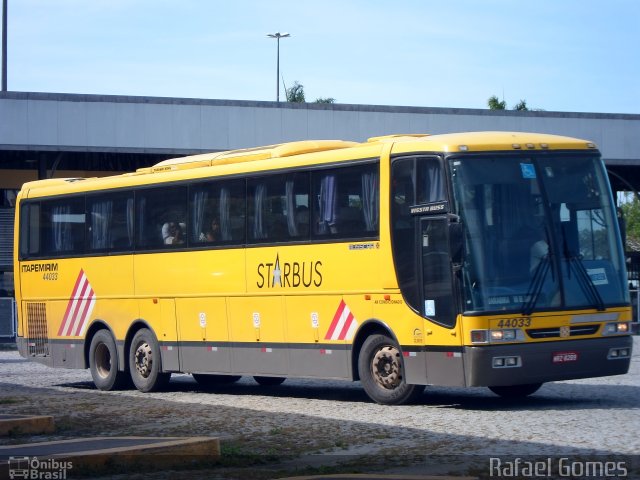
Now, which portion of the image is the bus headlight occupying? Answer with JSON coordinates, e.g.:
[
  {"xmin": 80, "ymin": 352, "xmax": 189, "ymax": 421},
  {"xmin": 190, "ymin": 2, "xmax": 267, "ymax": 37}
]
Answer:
[
  {"xmin": 471, "ymin": 329, "xmax": 524, "ymax": 344},
  {"xmin": 490, "ymin": 329, "xmax": 517, "ymax": 341},
  {"xmin": 602, "ymin": 322, "xmax": 630, "ymax": 335}
]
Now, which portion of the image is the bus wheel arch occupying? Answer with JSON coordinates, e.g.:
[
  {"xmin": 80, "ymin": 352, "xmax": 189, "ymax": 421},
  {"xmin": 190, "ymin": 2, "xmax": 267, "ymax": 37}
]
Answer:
[
  {"xmin": 353, "ymin": 320, "xmax": 424, "ymax": 405},
  {"xmin": 351, "ymin": 319, "xmax": 398, "ymax": 381}
]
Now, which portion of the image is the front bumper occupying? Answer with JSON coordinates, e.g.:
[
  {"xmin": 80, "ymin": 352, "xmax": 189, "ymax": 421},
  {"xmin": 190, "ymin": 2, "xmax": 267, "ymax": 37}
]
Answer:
[{"xmin": 464, "ymin": 336, "xmax": 632, "ymax": 387}]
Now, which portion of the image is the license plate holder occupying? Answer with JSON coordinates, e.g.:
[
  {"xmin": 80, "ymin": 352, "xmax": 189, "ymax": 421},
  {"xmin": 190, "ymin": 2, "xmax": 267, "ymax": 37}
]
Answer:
[{"xmin": 552, "ymin": 351, "xmax": 579, "ymax": 364}]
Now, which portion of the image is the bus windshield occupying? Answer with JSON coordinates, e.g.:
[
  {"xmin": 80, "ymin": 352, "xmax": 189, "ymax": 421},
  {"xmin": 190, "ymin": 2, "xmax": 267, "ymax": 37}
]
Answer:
[{"xmin": 450, "ymin": 154, "xmax": 629, "ymax": 314}]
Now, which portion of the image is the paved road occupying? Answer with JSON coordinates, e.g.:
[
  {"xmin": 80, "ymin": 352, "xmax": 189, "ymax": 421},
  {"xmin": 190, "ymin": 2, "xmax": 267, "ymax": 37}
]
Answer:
[{"xmin": 1, "ymin": 337, "xmax": 638, "ymax": 478}]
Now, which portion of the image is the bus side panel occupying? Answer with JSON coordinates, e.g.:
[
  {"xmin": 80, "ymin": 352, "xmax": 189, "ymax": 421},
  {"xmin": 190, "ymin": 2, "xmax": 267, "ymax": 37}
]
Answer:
[
  {"xmin": 228, "ymin": 296, "xmax": 287, "ymax": 375},
  {"xmin": 285, "ymin": 295, "xmax": 351, "ymax": 379},
  {"xmin": 134, "ymin": 250, "xmax": 246, "ymax": 297},
  {"xmin": 134, "ymin": 249, "xmax": 245, "ymax": 373},
  {"xmin": 176, "ymin": 297, "xmax": 231, "ymax": 374},
  {"xmin": 19, "ymin": 256, "xmax": 135, "ymax": 369},
  {"xmin": 138, "ymin": 297, "xmax": 180, "ymax": 371}
]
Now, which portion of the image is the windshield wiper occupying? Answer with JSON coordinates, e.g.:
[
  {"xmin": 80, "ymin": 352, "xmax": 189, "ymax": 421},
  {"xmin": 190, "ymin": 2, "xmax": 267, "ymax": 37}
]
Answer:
[
  {"xmin": 567, "ymin": 254, "xmax": 605, "ymax": 311},
  {"xmin": 522, "ymin": 254, "xmax": 551, "ymax": 316}
]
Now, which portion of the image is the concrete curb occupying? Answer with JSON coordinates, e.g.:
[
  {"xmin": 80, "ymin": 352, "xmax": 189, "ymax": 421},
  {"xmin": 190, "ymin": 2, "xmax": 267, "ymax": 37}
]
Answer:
[
  {"xmin": 0, "ymin": 436, "xmax": 220, "ymax": 477},
  {"xmin": 0, "ymin": 415, "xmax": 55, "ymax": 436}
]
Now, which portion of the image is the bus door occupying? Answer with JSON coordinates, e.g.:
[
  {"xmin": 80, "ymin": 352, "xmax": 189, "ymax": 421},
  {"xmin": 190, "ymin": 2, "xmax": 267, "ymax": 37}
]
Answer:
[
  {"xmin": 419, "ymin": 215, "xmax": 465, "ymax": 385},
  {"xmin": 419, "ymin": 216, "xmax": 456, "ymax": 327}
]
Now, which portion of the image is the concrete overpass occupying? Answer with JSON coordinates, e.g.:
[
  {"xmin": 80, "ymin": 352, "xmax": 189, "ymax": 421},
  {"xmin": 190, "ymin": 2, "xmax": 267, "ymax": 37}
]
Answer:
[{"xmin": 1, "ymin": 91, "xmax": 639, "ymax": 185}]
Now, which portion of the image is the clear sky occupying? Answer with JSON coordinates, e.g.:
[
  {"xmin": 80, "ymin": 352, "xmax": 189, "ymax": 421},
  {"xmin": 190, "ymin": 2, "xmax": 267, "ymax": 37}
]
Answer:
[{"xmin": 5, "ymin": 0, "xmax": 640, "ymax": 114}]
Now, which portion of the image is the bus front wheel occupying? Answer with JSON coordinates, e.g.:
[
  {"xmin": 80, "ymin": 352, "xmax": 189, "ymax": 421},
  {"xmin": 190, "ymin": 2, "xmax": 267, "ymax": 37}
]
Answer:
[
  {"xmin": 129, "ymin": 328, "xmax": 170, "ymax": 392},
  {"xmin": 89, "ymin": 329, "xmax": 128, "ymax": 391},
  {"xmin": 358, "ymin": 334, "xmax": 424, "ymax": 405}
]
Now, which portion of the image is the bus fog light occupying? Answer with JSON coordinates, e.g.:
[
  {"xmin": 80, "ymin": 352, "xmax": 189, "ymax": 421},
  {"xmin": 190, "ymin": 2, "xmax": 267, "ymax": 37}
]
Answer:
[
  {"xmin": 608, "ymin": 348, "xmax": 631, "ymax": 359},
  {"xmin": 492, "ymin": 356, "xmax": 521, "ymax": 368}
]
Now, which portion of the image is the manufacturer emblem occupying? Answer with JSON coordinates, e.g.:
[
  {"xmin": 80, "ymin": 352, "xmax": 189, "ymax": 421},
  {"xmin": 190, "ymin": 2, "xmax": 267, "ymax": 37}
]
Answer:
[{"xmin": 559, "ymin": 326, "xmax": 570, "ymax": 338}]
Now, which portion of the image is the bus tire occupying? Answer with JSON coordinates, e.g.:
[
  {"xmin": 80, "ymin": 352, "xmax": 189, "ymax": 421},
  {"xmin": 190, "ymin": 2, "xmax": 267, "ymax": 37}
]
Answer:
[
  {"xmin": 489, "ymin": 383, "xmax": 542, "ymax": 398},
  {"xmin": 89, "ymin": 329, "xmax": 128, "ymax": 391},
  {"xmin": 193, "ymin": 374, "xmax": 242, "ymax": 388},
  {"xmin": 129, "ymin": 328, "xmax": 170, "ymax": 392},
  {"xmin": 253, "ymin": 376, "xmax": 286, "ymax": 386},
  {"xmin": 358, "ymin": 334, "xmax": 425, "ymax": 405}
]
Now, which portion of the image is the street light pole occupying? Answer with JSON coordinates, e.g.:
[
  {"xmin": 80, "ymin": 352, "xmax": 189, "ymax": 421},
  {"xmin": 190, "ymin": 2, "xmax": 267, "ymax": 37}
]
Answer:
[
  {"xmin": 2, "ymin": 0, "xmax": 7, "ymax": 91},
  {"xmin": 267, "ymin": 32, "xmax": 290, "ymax": 102}
]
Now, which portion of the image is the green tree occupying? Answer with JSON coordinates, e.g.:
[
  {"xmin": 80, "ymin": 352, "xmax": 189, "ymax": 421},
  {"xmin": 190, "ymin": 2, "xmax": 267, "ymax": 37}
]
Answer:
[
  {"xmin": 488, "ymin": 95, "xmax": 507, "ymax": 110},
  {"xmin": 620, "ymin": 196, "xmax": 640, "ymax": 245},
  {"xmin": 285, "ymin": 81, "xmax": 336, "ymax": 104},
  {"xmin": 488, "ymin": 96, "xmax": 533, "ymax": 111},
  {"xmin": 286, "ymin": 81, "xmax": 305, "ymax": 103},
  {"xmin": 513, "ymin": 99, "xmax": 529, "ymax": 111}
]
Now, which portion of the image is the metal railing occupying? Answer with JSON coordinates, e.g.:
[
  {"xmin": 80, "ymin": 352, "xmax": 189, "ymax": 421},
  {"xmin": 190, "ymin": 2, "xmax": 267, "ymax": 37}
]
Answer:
[{"xmin": 0, "ymin": 297, "xmax": 16, "ymax": 338}]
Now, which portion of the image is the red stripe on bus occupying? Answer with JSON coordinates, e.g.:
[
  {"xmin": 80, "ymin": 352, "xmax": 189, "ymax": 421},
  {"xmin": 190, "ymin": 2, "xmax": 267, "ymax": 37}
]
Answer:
[
  {"xmin": 73, "ymin": 290, "xmax": 95, "ymax": 337},
  {"xmin": 324, "ymin": 300, "xmax": 345, "ymax": 340},
  {"xmin": 337, "ymin": 311, "xmax": 354, "ymax": 340},
  {"xmin": 57, "ymin": 270, "xmax": 86, "ymax": 336},
  {"xmin": 65, "ymin": 277, "xmax": 90, "ymax": 337}
]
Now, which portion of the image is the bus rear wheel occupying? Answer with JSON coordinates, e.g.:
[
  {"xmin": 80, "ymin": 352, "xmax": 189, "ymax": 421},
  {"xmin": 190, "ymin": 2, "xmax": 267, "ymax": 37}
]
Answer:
[
  {"xmin": 89, "ymin": 329, "xmax": 128, "ymax": 391},
  {"xmin": 489, "ymin": 383, "xmax": 543, "ymax": 398},
  {"xmin": 358, "ymin": 334, "xmax": 424, "ymax": 405},
  {"xmin": 129, "ymin": 328, "xmax": 170, "ymax": 392},
  {"xmin": 253, "ymin": 376, "xmax": 286, "ymax": 386}
]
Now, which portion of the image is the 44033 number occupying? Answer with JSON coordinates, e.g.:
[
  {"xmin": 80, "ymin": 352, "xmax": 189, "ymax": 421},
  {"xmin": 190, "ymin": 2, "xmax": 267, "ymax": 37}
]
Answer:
[{"xmin": 496, "ymin": 317, "xmax": 531, "ymax": 328}]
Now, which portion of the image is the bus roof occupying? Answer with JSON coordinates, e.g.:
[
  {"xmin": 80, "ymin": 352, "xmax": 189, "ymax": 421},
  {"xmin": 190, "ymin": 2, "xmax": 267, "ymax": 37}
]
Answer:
[
  {"xmin": 18, "ymin": 131, "xmax": 597, "ymax": 198},
  {"xmin": 385, "ymin": 131, "xmax": 597, "ymax": 155}
]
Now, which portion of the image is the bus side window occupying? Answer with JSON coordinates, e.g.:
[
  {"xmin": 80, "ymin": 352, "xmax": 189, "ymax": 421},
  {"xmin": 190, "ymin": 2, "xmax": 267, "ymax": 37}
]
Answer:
[
  {"xmin": 40, "ymin": 197, "xmax": 86, "ymax": 256},
  {"xmin": 248, "ymin": 173, "xmax": 309, "ymax": 244},
  {"xmin": 19, "ymin": 202, "xmax": 42, "ymax": 259},
  {"xmin": 312, "ymin": 163, "xmax": 379, "ymax": 239},
  {"xmin": 136, "ymin": 186, "xmax": 187, "ymax": 249},
  {"xmin": 86, "ymin": 193, "xmax": 134, "ymax": 252},
  {"xmin": 189, "ymin": 178, "xmax": 246, "ymax": 246}
]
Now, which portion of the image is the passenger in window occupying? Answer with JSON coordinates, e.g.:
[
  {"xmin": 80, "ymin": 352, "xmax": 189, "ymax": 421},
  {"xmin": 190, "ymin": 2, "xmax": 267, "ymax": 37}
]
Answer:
[
  {"xmin": 162, "ymin": 221, "xmax": 184, "ymax": 245},
  {"xmin": 200, "ymin": 217, "xmax": 220, "ymax": 242},
  {"xmin": 295, "ymin": 206, "xmax": 309, "ymax": 236}
]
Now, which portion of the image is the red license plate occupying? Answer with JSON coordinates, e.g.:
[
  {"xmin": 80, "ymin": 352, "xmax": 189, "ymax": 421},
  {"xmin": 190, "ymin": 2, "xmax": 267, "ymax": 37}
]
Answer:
[{"xmin": 552, "ymin": 351, "xmax": 579, "ymax": 363}]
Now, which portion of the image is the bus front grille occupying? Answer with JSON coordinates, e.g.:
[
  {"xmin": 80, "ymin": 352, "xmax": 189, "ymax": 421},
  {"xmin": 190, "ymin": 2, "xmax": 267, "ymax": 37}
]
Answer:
[
  {"xmin": 26, "ymin": 302, "xmax": 49, "ymax": 356},
  {"xmin": 526, "ymin": 324, "xmax": 600, "ymax": 339}
]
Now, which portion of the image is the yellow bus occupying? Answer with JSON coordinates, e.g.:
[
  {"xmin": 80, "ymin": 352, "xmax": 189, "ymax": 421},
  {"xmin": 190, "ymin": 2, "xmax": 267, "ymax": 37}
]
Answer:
[{"xmin": 14, "ymin": 132, "xmax": 633, "ymax": 404}]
